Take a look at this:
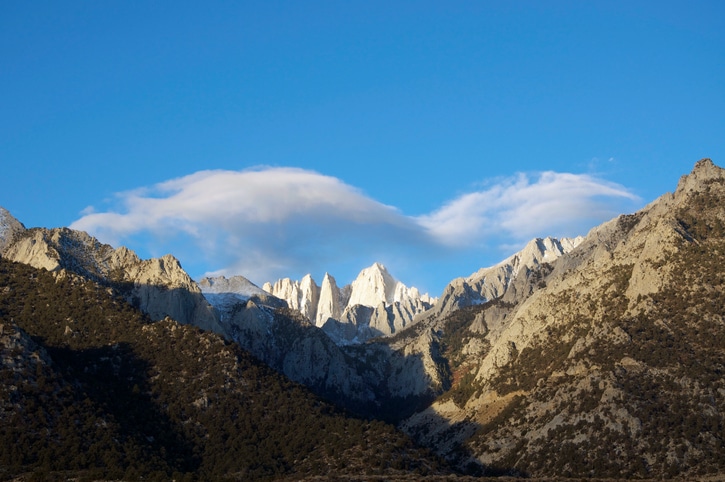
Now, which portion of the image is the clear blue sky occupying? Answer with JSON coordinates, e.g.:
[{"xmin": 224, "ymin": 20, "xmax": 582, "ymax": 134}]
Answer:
[{"xmin": 2, "ymin": 1, "xmax": 723, "ymax": 295}]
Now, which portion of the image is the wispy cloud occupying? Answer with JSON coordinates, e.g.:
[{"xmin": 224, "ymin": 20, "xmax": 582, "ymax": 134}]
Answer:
[
  {"xmin": 71, "ymin": 167, "xmax": 640, "ymax": 285},
  {"xmin": 416, "ymin": 171, "xmax": 640, "ymax": 247}
]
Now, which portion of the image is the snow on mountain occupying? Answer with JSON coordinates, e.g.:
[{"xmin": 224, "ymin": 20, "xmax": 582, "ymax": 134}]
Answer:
[
  {"xmin": 198, "ymin": 275, "xmax": 286, "ymax": 321},
  {"xmin": 199, "ymin": 275, "xmax": 269, "ymax": 298}
]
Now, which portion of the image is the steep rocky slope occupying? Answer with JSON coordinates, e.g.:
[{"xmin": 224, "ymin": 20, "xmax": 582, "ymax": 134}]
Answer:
[
  {"xmin": 0, "ymin": 211, "xmax": 442, "ymax": 420},
  {"xmin": 401, "ymin": 159, "xmax": 725, "ymax": 479},
  {"xmin": 3, "ymin": 159, "xmax": 724, "ymax": 480}
]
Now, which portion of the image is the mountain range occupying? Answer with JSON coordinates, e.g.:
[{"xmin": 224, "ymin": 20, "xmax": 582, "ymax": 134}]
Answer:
[{"xmin": 1, "ymin": 159, "xmax": 724, "ymax": 480}]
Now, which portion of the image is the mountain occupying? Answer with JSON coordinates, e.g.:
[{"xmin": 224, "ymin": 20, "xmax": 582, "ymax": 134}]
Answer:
[
  {"xmin": 0, "ymin": 257, "xmax": 450, "ymax": 480},
  {"xmin": 430, "ymin": 235, "xmax": 583, "ymax": 318},
  {"xmin": 398, "ymin": 158, "xmax": 725, "ymax": 478},
  {"xmin": 261, "ymin": 274, "xmax": 323, "ymax": 323},
  {"xmin": 263, "ymin": 262, "xmax": 436, "ymax": 344},
  {"xmin": 315, "ymin": 272, "xmax": 348, "ymax": 327},
  {"xmin": 0, "ymin": 212, "xmax": 441, "ymax": 421},
  {"xmin": 198, "ymin": 274, "xmax": 286, "ymax": 320},
  {"xmin": 0, "ymin": 223, "xmax": 223, "ymax": 334},
  {"xmin": 2, "ymin": 158, "xmax": 725, "ymax": 480},
  {"xmin": 199, "ymin": 274, "xmax": 442, "ymax": 420}
]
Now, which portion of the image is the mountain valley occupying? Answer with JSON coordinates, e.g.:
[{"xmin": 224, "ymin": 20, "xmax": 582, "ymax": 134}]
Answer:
[{"xmin": 1, "ymin": 159, "xmax": 724, "ymax": 480}]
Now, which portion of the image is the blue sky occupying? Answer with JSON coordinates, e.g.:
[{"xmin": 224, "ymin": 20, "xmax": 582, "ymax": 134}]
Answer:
[{"xmin": 2, "ymin": 1, "xmax": 723, "ymax": 296}]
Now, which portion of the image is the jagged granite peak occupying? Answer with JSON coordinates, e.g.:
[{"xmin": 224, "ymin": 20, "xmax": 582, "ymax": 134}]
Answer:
[
  {"xmin": 0, "ymin": 207, "xmax": 26, "ymax": 253},
  {"xmin": 675, "ymin": 157, "xmax": 723, "ymax": 195},
  {"xmin": 347, "ymin": 261, "xmax": 398, "ymax": 307},
  {"xmin": 432, "ymin": 235, "xmax": 583, "ymax": 317},
  {"xmin": 265, "ymin": 262, "xmax": 435, "ymax": 344},
  {"xmin": 298, "ymin": 273, "xmax": 321, "ymax": 322},
  {"xmin": 263, "ymin": 275, "xmax": 321, "ymax": 322},
  {"xmin": 315, "ymin": 273, "xmax": 347, "ymax": 327}
]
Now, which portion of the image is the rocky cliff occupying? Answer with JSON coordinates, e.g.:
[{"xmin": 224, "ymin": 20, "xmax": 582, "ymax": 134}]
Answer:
[{"xmin": 0, "ymin": 207, "xmax": 25, "ymax": 252}]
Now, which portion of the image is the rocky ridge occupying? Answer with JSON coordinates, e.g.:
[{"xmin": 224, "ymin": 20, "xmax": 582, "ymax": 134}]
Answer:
[
  {"xmin": 399, "ymin": 159, "xmax": 725, "ymax": 478},
  {"xmin": 2, "ymin": 158, "xmax": 724, "ymax": 480},
  {"xmin": 0, "ymin": 211, "xmax": 443, "ymax": 418},
  {"xmin": 0, "ymin": 222, "xmax": 223, "ymax": 334},
  {"xmin": 0, "ymin": 258, "xmax": 450, "ymax": 480},
  {"xmin": 430, "ymin": 235, "xmax": 583, "ymax": 318},
  {"xmin": 263, "ymin": 262, "xmax": 436, "ymax": 344}
]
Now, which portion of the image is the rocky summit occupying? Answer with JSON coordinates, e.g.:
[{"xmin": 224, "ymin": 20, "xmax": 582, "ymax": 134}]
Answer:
[
  {"xmin": 262, "ymin": 262, "xmax": 436, "ymax": 344},
  {"xmin": 1, "ymin": 159, "xmax": 724, "ymax": 480}
]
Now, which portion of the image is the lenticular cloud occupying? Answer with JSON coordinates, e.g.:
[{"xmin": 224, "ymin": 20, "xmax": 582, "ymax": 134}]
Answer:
[
  {"xmin": 72, "ymin": 167, "xmax": 410, "ymax": 242},
  {"xmin": 70, "ymin": 167, "xmax": 423, "ymax": 280},
  {"xmin": 71, "ymin": 166, "xmax": 640, "ymax": 282}
]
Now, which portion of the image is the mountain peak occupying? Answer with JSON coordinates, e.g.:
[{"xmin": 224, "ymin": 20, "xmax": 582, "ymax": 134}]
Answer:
[
  {"xmin": 347, "ymin": 262, "xmax": 398, "ymax": 307},
  {"xmin": 371, "ymin": 261, "xmax": 387, "ymax": 272},
  {"xmin": 693, "ymin": 157, "xmax": 716, "ymax": 172},
  {"xmin": 0, "ymin": 207, "xmax": 26, "ymax": 252},
  {"xmin": 676, "ymin": 158, "xmax": 724, "ymax": 197}
]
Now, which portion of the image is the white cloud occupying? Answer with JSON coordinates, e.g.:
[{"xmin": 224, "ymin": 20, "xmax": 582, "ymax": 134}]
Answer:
[
  {"xmin": 416, "ymin": 171, "xmax": 640, "ymax": 247},
  {"xmin": 71, "ymin": 167, "xmax": 422, "ymax": 281},
  {"xmin": 71, "ymin": 167, "xmax": 640, "ymax": 285}
]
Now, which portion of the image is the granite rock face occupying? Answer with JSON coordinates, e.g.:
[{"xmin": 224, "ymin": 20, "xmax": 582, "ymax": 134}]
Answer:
[
  {"xmin": 0, "ymin": 207, "xmax": 25, "ymax": 253},
  {"xmin": 264, "ymin": 262, "xmax": 435, "ymax": 344}
]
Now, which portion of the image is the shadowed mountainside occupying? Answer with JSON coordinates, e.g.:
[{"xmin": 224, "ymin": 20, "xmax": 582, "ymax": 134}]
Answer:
[{"xmin": 0, "ymin": 257, "xmax": 453, "ymax": 480}]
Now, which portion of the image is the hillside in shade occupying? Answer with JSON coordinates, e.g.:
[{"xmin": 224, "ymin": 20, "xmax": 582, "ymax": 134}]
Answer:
[{"xmin": 0, "ymin": 258, "xmax": 449, "ymax": 481}]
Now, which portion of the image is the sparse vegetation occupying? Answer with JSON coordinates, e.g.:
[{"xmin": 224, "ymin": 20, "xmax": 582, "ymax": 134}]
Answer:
[{"xmin": 0, "ymin": 258, "xmax": 449, "ymax": 480}]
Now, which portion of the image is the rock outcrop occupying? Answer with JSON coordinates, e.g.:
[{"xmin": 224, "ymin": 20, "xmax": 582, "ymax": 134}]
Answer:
[
  {"xmin": 262, "ymin": 274, "xmax": 322, "ymax": 322},
  {"xmin": 0, "ymin": 207, "xmax": 25, "ymax": 252},
  {"xmin": 199, "ymin": 274, "xmax": 286, "ymax": 322},
  {"xmin": 315, "ymin": 273, "xmax": 348, "ymax": 327}
]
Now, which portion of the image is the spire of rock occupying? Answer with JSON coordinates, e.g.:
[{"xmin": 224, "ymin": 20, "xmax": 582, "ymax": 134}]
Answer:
[
  {"xmin": 315, "ymin": 273, "xmax": 344, "ymax": 327},
  {"xmin": 264, "ymin": 276, "xmax": 320, "ymax": 321}
]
